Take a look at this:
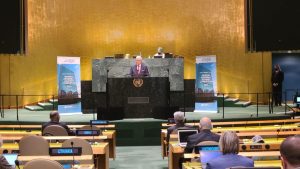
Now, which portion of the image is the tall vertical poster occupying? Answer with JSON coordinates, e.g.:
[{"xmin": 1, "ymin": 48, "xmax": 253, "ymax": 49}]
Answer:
[
  {"xmin": 195, "ymin": 56, "xmax": 218, "ymax": 113},
  {"xmin": 57, "ymin": 56, "xmax": 82, "ymax": 114}
]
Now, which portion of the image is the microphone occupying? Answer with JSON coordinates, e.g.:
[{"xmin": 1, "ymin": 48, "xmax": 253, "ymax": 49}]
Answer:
[
  {"xmin": 277, "ymin": 123, "xmax": 283, "ymax": 141},
  {"xmin": 15, "ymin": 160, "xmax": 20, "ymax": 169},
  {"xmin": 70, "ymin": 141, "xmax": 75, "ymax": 167}
]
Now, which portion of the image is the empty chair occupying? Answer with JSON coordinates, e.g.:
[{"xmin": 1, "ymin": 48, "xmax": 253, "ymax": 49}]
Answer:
[
  {"xmin": 43, "ymin": 125, "xmax": 68, "ymax": 136},
  {"xmin": 62, "ymin": 138, "xmax": 93, "ymax": 164},
  {"xmin": 19, "ymin": 135, "xmax": 49, "ymax": 155},
  {"xmin": 24, "ymin": 158, "xmax": 63, "ymax": 169}
]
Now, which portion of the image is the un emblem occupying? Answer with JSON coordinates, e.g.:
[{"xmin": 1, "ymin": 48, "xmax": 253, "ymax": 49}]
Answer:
[{"xmin": 133, "ymin": 78, "xmax": 143, "ymax": 87}]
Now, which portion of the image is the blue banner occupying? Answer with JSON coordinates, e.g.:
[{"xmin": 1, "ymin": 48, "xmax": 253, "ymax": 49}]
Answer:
[
  {"xmin": 195, "ymin": 56, "xmax": 218, "ymax": 113},
  {"xmin": 57, "ymin": 56, "xmax": 82, "ymax": 114}
]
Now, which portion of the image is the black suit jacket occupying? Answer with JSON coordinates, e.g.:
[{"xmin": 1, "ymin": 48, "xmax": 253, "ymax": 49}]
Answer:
[
  {"xmin": 42, "ymin": 121, "xmax": 75, "ymax": 136},
  {"xmin": 184, "ymin": 129, "xmax": 220, "ymax": 153},
  {"xmin": 130, "ymin": 63, "xmax": 150, "ymax": 77},
  {"xmin": 271, "ymin": 70, "xmax": 284, "ymax": 91}
]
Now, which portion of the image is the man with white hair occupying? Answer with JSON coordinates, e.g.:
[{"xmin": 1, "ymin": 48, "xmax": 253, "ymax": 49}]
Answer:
[
  {"xmin": 130, "ymin": 56, "xmax": 149, "ymax": 77},
  {"xmin": 153, "ymin": 47, "xmax": 165, "ymax": 58},
  {"xmin": 166, "ymin": 111, "xmax": 192, "ymax": 144},
  {"xmin": 184, "ymin": 117, "xmax": 220, "ymax": 153}
]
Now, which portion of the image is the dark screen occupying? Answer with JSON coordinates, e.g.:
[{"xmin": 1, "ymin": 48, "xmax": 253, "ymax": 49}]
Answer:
[
  {"xmin": 0, "ymin": 0, "xmax": 25, "ymax": 54},
  {"xmin": 179, "ymin": 130, "xmax": 197, "ymax": 143},
  {"xmin": 249, "ymin": 0, "xmax": 300, "ymax": 51}
]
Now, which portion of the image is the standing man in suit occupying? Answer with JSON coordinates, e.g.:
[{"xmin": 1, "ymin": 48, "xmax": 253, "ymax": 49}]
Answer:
[
  {"xmin": 206, "ymin": 131, "xmax": 254, "ymax": 169},
  {"xmin": 130, "ymin": 56, "xmax": 149, "ymax": 77},
  {"xmin": 272, "ymin": 64, "xmax": 284, "ymax": 106},
  {"xmin": 184, "ymin": 117, "xmax": 220, "ymax": 153},
  {"xmin": 280, "ymin": 135, "xmax": 300, "ymax": 169}
]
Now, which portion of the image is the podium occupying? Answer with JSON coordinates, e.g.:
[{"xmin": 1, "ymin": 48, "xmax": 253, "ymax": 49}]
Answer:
[{"xmin": 100, "ymin": 77, "xmax": 170, "ymax": 119}]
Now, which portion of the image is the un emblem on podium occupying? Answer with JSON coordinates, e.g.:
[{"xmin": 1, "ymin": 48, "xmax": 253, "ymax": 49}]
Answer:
[{"xmin": 133, "ymin": 78, "xmax": 143, "ymax": 87}]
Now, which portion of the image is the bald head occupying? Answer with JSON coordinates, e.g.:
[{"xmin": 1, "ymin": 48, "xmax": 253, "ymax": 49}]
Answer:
[
  {"xmin": 199, "ymin": 117, "xmax": 212, "ymax": 130},
  {"xmin": 280, "ymin": 135, "xmax": 300, "ymax": 168},
  {"xmin": 50, "ymin": 111, "xmax": 60, "ymax": 122}
]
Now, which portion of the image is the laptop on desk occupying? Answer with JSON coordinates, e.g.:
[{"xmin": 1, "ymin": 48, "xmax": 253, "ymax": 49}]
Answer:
[
  {"xmin": 2, "ymin": 153, "xmax": 18, "ymax": 167},
  {"xmin": 178, "ymin": 130, "xmax": 198, "ymax": 147}
]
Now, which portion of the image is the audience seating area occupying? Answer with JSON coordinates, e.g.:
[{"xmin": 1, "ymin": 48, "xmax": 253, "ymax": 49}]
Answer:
[
  {"xmin": 0, "ymin": 124, "xmax": 115, "ymax": 169},
  {"xmin": 162, "ymin": 118, "xmax": 300, "ymax": 169},
  {"xmin": 1, "ymin": 118, "xmax": 299, "ymax": 168}
]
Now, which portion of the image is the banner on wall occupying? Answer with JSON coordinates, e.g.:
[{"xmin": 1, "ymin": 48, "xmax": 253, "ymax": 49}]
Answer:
[
  {"xmin": 195, "ymin": 56, "xmax": 218, "ymax": 113},
  {"xmin": 57, "ymin": 56, "xmax": 82, "ymax": 114}
]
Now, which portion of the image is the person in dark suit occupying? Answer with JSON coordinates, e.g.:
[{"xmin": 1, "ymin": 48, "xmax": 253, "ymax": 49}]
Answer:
[
  {"xmin": 42, "ymin": 111, "xmax": 75, "ymax": 136},
  {"xmin": 184, "ymin": 117, "xmax": 220, "ymax": 153},
  {"xmin": 272, "ymin": 64, "xmax": 284, "ymax": 106},
  {"xmin": 166, "ymin": 111, "xmax": 192, "ymax": 147},
  {"xmin": 130, "ymin": 56, "xmax": 149, "ymax": 77},
  {"xmin": 280, "ymin": 135, "xmax": 300, "ymax": 169},
  {"xmin": 0, "ymin": 139, "xmax": 15, "ymax": 169},
  {"xmin": 206, "ymin": 131, "xmax": 254, "ymax": 169}
]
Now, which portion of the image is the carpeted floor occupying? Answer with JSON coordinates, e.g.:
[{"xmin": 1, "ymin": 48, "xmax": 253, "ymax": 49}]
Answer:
[{"xmin": 109, "ymin": 146, "xmax": 168, "ymax": 169}]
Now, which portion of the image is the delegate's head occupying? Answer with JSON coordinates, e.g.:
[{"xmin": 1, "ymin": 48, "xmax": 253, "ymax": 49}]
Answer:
[
  {"xmin": 274, "ymin": 64, "xmax": 281, "ymax": 72},
  {"xmin": 173, "ymin": 111, "xmax": 185, "ymax": 124},
  {"xmin": 199, "ymin": 117, "xmax": 212, "ymax": 130},
  {"xmin": 50, "ymin": 111, "xmax": 60, "ymax": 122},
  {"xmin": 135, "ymin": 56, "xmax": 142, "ymax": 66},
  {"xmin": 219, "ymin": 131, "xmax": 239, "ymax": 155},
  {"xmin": 280, "ymin": 135, "xmax": 300, "ymax": 169},
  {"xmin": 157, "ymin": 47, "xmax": 164, "ymax": 54}
]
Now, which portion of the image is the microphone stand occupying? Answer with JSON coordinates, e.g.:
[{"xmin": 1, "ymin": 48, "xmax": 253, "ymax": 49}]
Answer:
[
  {"xmin": 244, "ymin": 114, "xmax": 253, "ymax": 128},
  {"xmin": 14, "ymin": 160, "xmax": 20, "ymax": 169},
  {"xmin": 277, "ymin": 123, "xmax": 283, "ymax": 141},
  {"xmin": 90, "ymin": 123, "xmax": 96, "ymax": 145},
  {"xmin": 71, "ymin": 141, "xmax": 75, "ymax": 167}
]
